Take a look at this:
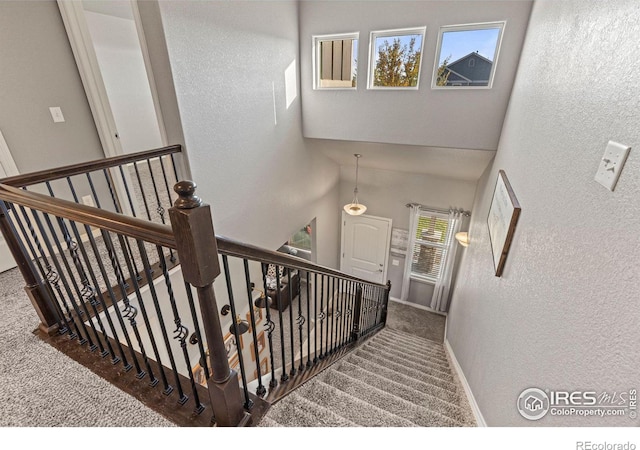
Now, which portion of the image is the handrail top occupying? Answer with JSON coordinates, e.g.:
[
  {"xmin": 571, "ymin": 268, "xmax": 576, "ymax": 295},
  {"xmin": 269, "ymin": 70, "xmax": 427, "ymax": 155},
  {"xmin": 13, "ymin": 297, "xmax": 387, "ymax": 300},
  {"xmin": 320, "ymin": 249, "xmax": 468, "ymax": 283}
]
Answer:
[
  {"xmin": 0, "ymin": 182, "xmax": 176, "ymax": 249},
  {"xmin": 0, "ymin": 145, "xmax": 182, "ymax": 188},
  {"xmin": 215, "ymin": 234, "xmax": 389, "ymax": 290}
]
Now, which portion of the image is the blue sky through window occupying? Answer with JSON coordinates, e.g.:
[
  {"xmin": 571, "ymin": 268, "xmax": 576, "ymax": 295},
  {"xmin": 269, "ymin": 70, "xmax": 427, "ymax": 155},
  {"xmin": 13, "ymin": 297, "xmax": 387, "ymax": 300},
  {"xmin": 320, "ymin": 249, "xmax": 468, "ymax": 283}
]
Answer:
[
  {"xmin": 374, "ymin": 33, "xmax": 423, "ymax": 62},
  {"xmin": 439, "ymin": 28, "xmax": 500, "ymax": 65}
]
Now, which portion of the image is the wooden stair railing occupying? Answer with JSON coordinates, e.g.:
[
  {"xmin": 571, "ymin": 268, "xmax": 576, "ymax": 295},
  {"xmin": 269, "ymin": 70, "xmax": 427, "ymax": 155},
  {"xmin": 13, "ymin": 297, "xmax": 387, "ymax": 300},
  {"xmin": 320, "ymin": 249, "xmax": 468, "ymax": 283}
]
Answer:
[{"xmin": 0, "ymin": 146, "xmax": 391, "ymax": 426}]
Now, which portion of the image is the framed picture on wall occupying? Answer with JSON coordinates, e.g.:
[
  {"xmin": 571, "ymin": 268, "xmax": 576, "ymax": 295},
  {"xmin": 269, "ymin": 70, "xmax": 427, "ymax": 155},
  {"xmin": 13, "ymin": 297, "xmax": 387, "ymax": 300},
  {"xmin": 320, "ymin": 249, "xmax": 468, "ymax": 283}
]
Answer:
[
  {"xmin": 246, "ymin": 306, "xmax": 263, "ymax": 334},
  {"xmin": 487, "ymin": 170, "xmax": 521, "ymax": 277},
  {"xmin": 223, "ymin": 332, "xmax": 240, "ymax": 361},
  {"xmin": 249, "ymin": 330, "xmax": 266, "ymax": 361},
  {"xmin": 254, "ymin": 356, "xmax": 270, "ymax": 379}
]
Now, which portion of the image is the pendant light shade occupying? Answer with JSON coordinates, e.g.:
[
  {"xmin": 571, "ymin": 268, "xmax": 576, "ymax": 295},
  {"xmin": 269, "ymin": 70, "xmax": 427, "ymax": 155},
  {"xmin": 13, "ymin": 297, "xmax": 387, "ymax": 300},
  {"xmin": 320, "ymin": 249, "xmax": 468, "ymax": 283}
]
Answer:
[{"xmin": 344, "ymin": 154, "xmax": 367, "ymax": 216}]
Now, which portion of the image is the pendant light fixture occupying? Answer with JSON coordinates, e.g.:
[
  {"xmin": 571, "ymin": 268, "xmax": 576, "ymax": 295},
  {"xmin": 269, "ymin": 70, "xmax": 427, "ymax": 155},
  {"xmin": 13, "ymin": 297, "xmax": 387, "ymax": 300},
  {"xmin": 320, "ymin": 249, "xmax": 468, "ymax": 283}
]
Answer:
[{"xmin": 344, "ymin": 153, "xmax": 367, "ymax": 216}]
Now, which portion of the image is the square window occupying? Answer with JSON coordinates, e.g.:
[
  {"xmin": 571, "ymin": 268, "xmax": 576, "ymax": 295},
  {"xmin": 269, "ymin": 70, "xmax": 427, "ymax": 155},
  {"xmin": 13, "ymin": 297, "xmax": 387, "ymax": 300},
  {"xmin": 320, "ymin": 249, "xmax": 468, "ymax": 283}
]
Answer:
[
  {"xmin": 313, "ymin": 33, "xmax": 358, "ymax": 89},
  {"xmin": 368, "ymin": 27, "xmax": 426, "ymax": 89},
  {"xmin": 432, "ymin": 22, "xmax": 505, "ymax": 89}
]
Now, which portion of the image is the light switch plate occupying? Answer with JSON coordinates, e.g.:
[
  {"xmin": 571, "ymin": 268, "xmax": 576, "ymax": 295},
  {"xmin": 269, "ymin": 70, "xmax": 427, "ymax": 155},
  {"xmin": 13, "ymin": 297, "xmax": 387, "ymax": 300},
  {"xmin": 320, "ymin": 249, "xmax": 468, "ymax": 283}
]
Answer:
[
  {"xmin": 49, "ymin": 107, "xmax": 65, "ymax": 123},
  {"xmin": 595, "ymin": 140, "xmax": 630, "ymax": 191}
]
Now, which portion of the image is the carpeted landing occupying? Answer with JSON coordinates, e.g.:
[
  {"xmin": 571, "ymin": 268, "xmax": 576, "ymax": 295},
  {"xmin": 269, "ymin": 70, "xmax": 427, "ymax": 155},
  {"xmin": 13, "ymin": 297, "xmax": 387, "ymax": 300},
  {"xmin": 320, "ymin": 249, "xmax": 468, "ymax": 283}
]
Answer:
[{"xmin": 258, "ymin": 328, "xmax": 476, "ymax": 427}]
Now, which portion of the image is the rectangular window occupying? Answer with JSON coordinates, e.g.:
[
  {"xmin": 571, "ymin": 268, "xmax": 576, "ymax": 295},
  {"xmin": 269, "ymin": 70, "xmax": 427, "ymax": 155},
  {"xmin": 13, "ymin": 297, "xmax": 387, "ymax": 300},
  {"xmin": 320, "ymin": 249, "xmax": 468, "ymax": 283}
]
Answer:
[
  {"xmin": 313, "ymin": 33, "xmax": 358, "ymax": 89},
  {"xmin": 432, "ymin": 21, "xmax": 505, "ymax": 89},
  {"xmin": 368, "ymin": 27, "xmax": 426, "ymax": 89},
  {"xmin": 410, "ymin": 211, "xmax": 452, "ymax": 282}
]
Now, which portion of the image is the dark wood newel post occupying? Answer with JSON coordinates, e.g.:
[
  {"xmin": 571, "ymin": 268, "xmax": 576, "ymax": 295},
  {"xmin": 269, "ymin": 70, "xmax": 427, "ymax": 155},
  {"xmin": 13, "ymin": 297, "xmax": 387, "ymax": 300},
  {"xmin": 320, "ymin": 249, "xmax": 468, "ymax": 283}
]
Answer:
[
  {"xmin": 381, "ymin": 280, "xmax": 391, "ymax": 326},
  {"xmin": 0, "ymin": 201, "xmax": 58, "ymax": 335},
  {"xmin": 351, "ymin": 285, "xmax": 363, "ymax": 341},
  {"xmin": 168, "ymin": 181, "xmax": 248, "ymax": 427}
]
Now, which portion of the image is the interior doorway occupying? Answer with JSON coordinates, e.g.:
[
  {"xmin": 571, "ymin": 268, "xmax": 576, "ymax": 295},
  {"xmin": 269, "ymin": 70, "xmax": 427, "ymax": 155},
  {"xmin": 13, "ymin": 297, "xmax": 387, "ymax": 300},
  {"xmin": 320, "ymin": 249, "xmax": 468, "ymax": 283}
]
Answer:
[
  {"xmin": 340, "ymin": 212, "xmax": 392, "ymax": 284},
  {"xmin": 58, "ymin": 0, "xmax": 166, "ymax": 158}
]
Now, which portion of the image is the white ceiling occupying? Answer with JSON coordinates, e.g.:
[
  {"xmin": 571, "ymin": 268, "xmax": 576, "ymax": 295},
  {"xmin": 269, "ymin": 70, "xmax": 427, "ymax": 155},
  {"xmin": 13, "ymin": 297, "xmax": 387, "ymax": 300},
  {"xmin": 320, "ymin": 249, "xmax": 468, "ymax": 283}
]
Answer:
[{"xmin": 306, "ymin": 138, "xmax": 495, "ymax": 182}]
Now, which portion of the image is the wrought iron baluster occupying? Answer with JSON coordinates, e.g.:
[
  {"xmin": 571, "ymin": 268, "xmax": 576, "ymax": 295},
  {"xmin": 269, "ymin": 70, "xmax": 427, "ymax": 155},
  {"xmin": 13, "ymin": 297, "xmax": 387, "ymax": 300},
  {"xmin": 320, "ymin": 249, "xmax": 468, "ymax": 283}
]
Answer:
[
  {"xmin": 287, "ymin": 269, "xmax": 296, "ymax": 377},
  {"xmin": 297, "ymin": 270, "xmax": 304, "ymax": 372},
  {"xmin": 327, "ymin": 276, "xmax": 333, "ymax": 355},
  {"xmin": 156, "ymin": 247, "xmax": 196, "ymax": 408},
  {"xmin": 329, "ymin": 276, "xmax": 336, "ymax": 355},
  {"xmin": 98, "ymin": 170, "xmax": 145, "ymax": 283},
  {"xmin": 85, "ymin": 174, "xmax": 129, "ymax": 286},
  {"xmin": 184, "ymin": 282, "xmax": 209, "ymax": 385},
  {"xmin": 65, "ymin": 220, "xmax": 118, "ymax": 360},
  {"xmin": 318, "ymin": 274, "xmax": 325, "ymax": 360},
  {"xmin": 260, "ymin": 263, "xmax": 278, "ymax": 389},
  {"xmin": 11, "ymin": 203, "xmax": 68, "ymax": 334},
  {"xmin": 313, "ymin": 273, "xmax": 318, "ymax": 364},
  {"xmin": 97, "ymin": 229, "xmax": 148, "ymax": 375},
  {"xmin": 170, "ymin": 153, "xmax": 180, "ymax": 183},
  {"xmin": 111, "ymin": 233, "xmax": 162, "ymax": 384},
  {"xmin": 306, "ymin": 271, "xmax": 312, "ymax": 368},
  {"xmin": 334, "ymin": 278, "xmax": 342, "ymax": 352},
  {"xmin": 221, "ymin": 255, "xmax": 252, "ymax": 409},
  {"xmin": 133, "ymin": 161, "xmax": 152, "ymax": 221},
  {"xmin": 158, "ymin": 156, "xmax": 176, "ymax": 217},
  {"xmin": 274, "ymin": 267, "xmax": 288, "ymax": 382},
  {"xmin": 117, "ymin": 165, "xmax": 138, "ymax": 217},
  {"xmin": 157, "ymin": 157, "xmax": 177, "ymax": 262},
  {"xmin": 35, "ymin": 208, "xmax": 92, "ymax": 346},
  {"xmin": 135, "ymin": 240, "xmax": 174, "ymax": 394},
  {"xmin": 243, "ymin": 259, "xmax": 266, "ymax": 398},
  {"xmin": 61, "ymin": 217, "xmax": 111, "ymax": 355},
  {"xmin": 347, "ymin": 281, "xmax": 355, "ymax": 343}
]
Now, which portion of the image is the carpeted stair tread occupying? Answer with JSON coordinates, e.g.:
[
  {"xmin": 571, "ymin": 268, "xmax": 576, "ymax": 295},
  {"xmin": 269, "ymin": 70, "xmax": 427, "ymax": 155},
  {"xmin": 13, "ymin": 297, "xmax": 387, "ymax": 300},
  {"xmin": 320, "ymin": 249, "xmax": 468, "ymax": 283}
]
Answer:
[
  {"xmin": 344, "ymin": 354, "xmax": 463, "ymax": 405},
  {"xmin": 382, "ymin": 328, "xmax": 446, "ymax": 348},
  {"xmin": 356, "ymin": 347, "xmax": 456, "ymax": 388},
  {"xmin": 264, "ymin": 392, "xmax": 359, "ymax": 427},
  {"xmin": 372, "ymin": 332, "xmax": 447, "ymax": 357},
  {"xmin": 321, "ymin": 369, "xmax": 461, "ymax": 427},
  {"xmin": 363, "ymin": 341, "xmax": 452, "ymax": 373},
  {"xmin": 336, "ymin": 360, "xmax": 469, "ymax": 423},
  {"xmin": 257, "ymin": 416, "xmax": 284, "ymax": 427},
  {"xmin": 368, "ymin": 335, "xmax": 449, "ymax": 362},
  {"xmin": 296, "ymin": 379, "xmax": 417, "ymax": 427}
]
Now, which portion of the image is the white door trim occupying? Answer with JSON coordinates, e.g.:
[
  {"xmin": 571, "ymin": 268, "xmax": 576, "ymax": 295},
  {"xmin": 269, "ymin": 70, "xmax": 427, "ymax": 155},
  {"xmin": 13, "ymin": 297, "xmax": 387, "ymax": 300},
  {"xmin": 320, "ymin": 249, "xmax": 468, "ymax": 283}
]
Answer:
[
  {"xmin": 0, "ymin": 129, "xmax": 19, "ymax": 177},
  {"xmin": 130, "ymin": 0, "xmax": 168, "ymax": 147},
  {"xmin": 340, "ymin": 212, "xmax": 392, "ymax": 283},
  {"xmin": 57, "ymin": 0, "xmax": 122, "ymax": 158},
  {"xmin": 57, "ymin": 1, "xmax": 168, "ymax": 155}
]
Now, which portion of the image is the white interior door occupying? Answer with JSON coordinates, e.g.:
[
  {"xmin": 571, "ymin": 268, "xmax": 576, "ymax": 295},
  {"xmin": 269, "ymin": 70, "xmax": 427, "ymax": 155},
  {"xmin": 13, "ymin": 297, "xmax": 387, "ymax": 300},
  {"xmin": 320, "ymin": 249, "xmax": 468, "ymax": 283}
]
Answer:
[
  {"xmin": 340, "ymin": 212, "xmax": 392, "ymax": 284},
  {"xmin": 0, "ymin": 130, "xmax": 18, "ymax": 273}
]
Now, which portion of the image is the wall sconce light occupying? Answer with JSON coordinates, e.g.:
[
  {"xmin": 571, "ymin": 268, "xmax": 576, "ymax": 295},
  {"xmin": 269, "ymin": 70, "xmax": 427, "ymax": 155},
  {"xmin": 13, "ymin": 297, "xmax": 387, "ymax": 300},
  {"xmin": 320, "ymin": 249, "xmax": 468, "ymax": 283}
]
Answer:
[
  {"xmin": 254, "ymin": 290, "xmax": 272, "ymax": 309},
  {"xmin": 455, "ymin": 231, "xmax": 470, "ymax": 247},
  {"xmin": 229, "ymin": 315, "xmax": 250, "ymax": 335}
]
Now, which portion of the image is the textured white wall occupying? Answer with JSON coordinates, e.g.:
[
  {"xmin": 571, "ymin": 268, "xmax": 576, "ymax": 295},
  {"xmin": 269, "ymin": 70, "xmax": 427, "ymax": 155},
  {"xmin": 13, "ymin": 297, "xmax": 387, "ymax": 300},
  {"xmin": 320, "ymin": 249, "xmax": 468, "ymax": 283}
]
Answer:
[
  {"xmin": 446, "ymin": 0, "xmax": 640, "ymax": 426},
  {"xmin": 299, "ymin": 1, "xmax": 532, "ymax": 150},
  {"xmin": 0, "ymin": 1, "xmax": 104, "ymax": 172},
  {"xmin": 157, "ymin": 1, "xmax": 341, "ymax": 267}
]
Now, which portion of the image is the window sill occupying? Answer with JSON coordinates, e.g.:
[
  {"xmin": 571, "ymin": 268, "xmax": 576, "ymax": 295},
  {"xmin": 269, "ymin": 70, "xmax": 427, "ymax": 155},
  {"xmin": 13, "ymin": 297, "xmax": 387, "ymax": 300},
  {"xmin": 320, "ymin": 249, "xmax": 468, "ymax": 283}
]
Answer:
[{"xmin": 409, "ymin": 275, "xmax": 436, "ymax": 286}]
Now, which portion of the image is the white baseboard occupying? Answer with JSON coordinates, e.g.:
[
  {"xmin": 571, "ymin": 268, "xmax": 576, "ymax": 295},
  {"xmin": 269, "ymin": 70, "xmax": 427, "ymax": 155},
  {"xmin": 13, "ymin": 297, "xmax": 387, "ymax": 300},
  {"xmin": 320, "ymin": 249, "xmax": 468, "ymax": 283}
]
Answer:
[
  {"xmin": 389, "ymin": 297, "xmax": 447, "ymax": 316},
  {"xmin": 444, "ymin": 338, "xmax": 487, "ymax": 427}
]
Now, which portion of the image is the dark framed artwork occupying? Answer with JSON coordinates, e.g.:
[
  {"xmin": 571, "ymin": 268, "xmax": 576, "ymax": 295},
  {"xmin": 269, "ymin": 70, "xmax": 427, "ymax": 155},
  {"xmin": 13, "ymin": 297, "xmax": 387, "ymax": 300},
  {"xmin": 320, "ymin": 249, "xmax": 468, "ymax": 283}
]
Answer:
[{"xmin": 487, "ymin": 170, "xmax": 521, "ymax": 277}]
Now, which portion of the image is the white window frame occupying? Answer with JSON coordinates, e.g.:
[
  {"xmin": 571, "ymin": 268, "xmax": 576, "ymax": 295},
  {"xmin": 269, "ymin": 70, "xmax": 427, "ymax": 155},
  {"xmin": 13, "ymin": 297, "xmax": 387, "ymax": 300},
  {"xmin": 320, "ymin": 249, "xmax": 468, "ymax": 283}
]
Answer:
[
  {"xmin": 312, "ymin": 32, "xmax": 359, "ymax": 90},
  {"xmin": 431, "ymin": 21, "xmax": 506, "ymax": 90},
  {"xmin": 367, "ymin": 26, "xmax": 426, "ymax": 90},
  {"xmin": 408, "ymin": 210, "xmax": 454, "ymax": 285}
]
